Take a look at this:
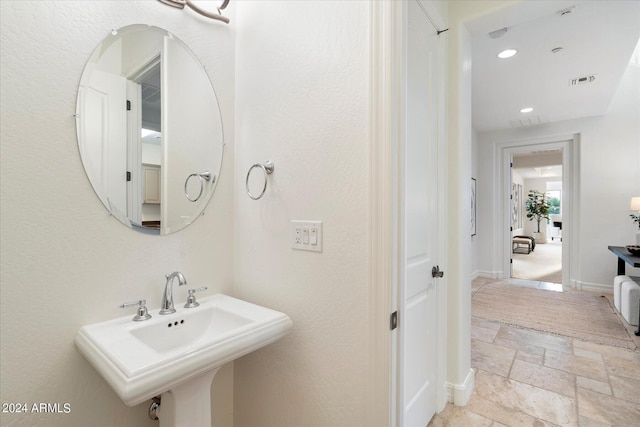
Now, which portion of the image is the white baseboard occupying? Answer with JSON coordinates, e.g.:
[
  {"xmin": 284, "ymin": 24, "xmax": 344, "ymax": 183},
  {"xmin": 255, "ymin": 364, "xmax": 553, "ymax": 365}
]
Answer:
[
  {"xmin": 476, "ymin": 271, "xmax": 503, "ymax": 279},
  {"xmin": 447, "ymin": 368, "xmax": 475, "ymax": 406},
  {"xmin": 471, "ymin": 270, "xmax": 479, "ymax": 280},
  {"xmin": 572, "ymin": 280, "xmax": 612, "ymax": 293}
]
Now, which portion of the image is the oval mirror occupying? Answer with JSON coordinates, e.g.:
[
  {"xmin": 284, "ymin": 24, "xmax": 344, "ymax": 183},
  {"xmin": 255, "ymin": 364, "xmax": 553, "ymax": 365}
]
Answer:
[{"xmin": 76, "ymin": 24, "xmax": 224, "ymax": 235}]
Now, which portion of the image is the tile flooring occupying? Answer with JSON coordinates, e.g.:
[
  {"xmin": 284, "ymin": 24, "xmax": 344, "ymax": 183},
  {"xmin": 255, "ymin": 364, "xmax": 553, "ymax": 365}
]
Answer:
[{"xmin": 429, "ymin": 278, "xmax": 640, "ymax": 427}]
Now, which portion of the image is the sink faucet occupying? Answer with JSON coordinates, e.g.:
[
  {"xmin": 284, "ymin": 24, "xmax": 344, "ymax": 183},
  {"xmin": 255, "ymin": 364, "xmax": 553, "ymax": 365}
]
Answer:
[{"xmin": 160, "ymin": 272, "xmax": 187, "ymax": 315}]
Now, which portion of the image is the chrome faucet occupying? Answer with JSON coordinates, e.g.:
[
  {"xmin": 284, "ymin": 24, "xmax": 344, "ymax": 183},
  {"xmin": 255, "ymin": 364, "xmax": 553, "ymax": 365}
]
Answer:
[{"xmin": 160, "ymin": 272, "xmax": 187, "ymax": 315}]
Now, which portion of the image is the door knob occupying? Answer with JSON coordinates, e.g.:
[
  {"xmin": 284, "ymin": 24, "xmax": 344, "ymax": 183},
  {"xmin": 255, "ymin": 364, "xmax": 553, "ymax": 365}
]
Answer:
[{"xmin": 431, "ymin": 265, "xmax": 444, "ymax": 278}]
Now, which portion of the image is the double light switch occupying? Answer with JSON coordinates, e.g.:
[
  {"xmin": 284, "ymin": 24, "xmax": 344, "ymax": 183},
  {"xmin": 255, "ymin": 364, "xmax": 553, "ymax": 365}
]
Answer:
[{"xmin": 291, "ymin": 221, "xmax": 322, "ymax": 252}]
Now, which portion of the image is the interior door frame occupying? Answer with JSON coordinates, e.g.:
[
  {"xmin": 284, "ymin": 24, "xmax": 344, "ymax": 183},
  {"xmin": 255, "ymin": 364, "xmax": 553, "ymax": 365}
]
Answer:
[
  {"xmin": 499, "ymin": 135, "xmax": 580, "ymax": 287},
  {"xmin": 126, "ymin": 55, "xmax": 161, "ymax": 226}
]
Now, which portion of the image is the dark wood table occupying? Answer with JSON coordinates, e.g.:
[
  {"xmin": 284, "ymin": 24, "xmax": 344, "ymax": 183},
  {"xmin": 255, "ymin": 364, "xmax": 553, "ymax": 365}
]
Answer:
[{"xmin": 608, "ymin": 246, "xmax": 640, "ymax": 335}]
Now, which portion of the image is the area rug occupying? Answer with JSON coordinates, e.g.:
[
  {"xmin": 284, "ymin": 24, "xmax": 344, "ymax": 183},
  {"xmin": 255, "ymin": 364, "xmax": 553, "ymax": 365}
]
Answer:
[
  {"xmin": 512, "ymin": 241, "xmax": 562, "ymax": 284},
  {"xmin": 472, "ymin": 282, "xmax": 637, "ymax": 350}
]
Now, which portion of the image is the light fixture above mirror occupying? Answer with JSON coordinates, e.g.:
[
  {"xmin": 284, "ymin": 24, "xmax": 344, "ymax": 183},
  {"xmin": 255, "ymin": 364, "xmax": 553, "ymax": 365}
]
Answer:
[{"xmin": 158, "ymin": 0, "xmax": 231, "ymax": 24}]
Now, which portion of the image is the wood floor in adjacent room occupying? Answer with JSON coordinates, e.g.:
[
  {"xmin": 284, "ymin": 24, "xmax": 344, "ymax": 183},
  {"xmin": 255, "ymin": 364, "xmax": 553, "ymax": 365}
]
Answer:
[{"xmin": 428, "ymin": 277, "xmax": 640, "ymax": 427}]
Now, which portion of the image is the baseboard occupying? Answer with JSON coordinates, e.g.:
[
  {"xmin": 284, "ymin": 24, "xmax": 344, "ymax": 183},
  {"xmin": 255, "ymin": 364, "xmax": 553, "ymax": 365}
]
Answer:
[
  {"xmin": 437, "ymin": 381, "xmax": 448, "ymax": 413},
  {"xmin": 446, "ymin": 368, "xmax": 475, "ymax": 406},
  {"xmin": 573, "ymin": 280, "xmax": 612, "ymax": 293},
  {"xmin": 471, "ymin": 270, "xmax": 479, "ymax": 280},
  {"xmin": 477, "ymin": 271, "xmax": 502, "ymax": 279}
]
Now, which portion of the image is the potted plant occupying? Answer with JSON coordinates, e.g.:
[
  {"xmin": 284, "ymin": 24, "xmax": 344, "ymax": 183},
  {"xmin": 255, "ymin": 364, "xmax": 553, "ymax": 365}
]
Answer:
[{"xmin": 525, "ymin": 190, "xmax": 550, "ymax": 244}]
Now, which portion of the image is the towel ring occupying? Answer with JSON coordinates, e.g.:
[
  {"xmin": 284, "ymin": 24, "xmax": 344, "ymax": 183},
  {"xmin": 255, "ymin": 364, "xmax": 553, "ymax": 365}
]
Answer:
[
  {"xmin": 246, "ymin": 161, "xmax": 274, "ymax": 200},
  {"xmin": 185, "ymin": 171, "xmax": 215, "ymax": 202}
]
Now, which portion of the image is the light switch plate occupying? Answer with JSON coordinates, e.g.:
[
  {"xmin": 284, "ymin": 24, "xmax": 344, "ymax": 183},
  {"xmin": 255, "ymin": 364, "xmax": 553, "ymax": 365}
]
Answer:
[{"xmin": 291, "ymin": 221, "xmax": 322, "ymax": 252}]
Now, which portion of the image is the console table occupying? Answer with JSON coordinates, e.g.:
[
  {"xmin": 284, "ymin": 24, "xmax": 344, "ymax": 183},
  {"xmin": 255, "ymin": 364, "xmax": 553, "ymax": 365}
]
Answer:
[
  {"xmin": 608, "ymin": 246, "xmax": 640, "ymax": 336},
  {"xmin": 608, "ymin": 246, "xmax": 640, "ymax": 274}
]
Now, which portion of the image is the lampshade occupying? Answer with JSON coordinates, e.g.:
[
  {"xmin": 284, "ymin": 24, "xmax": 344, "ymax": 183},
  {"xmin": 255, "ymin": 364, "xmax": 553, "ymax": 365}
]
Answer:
[{"xmin": 631, "ymin": 197, "xmax": 640, "ymax": 211}]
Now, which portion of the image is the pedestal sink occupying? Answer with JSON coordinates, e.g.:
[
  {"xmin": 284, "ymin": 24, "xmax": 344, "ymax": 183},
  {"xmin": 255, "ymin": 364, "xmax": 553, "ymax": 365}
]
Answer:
[{"xmin": 75, "ymin": 295, "xmax": 292, "ymax": 427}]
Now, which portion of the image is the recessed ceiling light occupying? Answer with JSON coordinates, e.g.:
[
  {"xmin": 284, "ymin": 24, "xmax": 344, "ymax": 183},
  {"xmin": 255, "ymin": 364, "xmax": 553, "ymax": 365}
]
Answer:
[
  {"xmin": 497, "ymin": 49, "xmax": 518, "ymax": 59},
  {"xmin": 520, "ymin": 107, "xmax": 534, "ymax": 113}
]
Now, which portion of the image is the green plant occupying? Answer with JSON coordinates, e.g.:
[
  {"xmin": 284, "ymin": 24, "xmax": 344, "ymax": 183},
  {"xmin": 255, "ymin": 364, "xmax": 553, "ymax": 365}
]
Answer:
[
  {"xmin": 631, "ymin": 214, "xmax": 640, "ymax": 230},
  {"xmin": 548, "ymin": 196, "xmax": 561, "ymax": 215},
  {"xmin": 525, "ymin": 190, "xmax": 550, "ymax": 233}
]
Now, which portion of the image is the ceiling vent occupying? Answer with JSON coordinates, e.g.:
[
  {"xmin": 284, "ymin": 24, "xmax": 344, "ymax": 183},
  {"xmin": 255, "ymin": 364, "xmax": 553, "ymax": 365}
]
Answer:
[
  {"xmin": 569, "ymin": 74, "xmax": 596, "ymax": 86},
  {"xmin": 509, "ymin": 115, "xmax": 551, "ymax": 128},
  {"xmin": 557, "ymin": 6, "xmax": 576, "ymax": 16},
  {"xmin": 488, "ymin": 27, "xmax": 508, "ymax": 39}
]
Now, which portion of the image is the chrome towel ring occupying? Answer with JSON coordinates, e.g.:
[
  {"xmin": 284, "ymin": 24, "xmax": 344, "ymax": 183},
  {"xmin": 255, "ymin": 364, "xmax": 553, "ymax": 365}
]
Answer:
[
  {"xmin": 246, "ymin": 161, "xmax": 274, "ymax": 200},
  {"xmin": 185, "ymin": 171, "xmax": 215, "ymax": 202}
]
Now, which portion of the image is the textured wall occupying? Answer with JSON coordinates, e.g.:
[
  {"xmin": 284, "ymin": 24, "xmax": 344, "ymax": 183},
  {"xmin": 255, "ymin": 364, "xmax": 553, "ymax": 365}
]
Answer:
[
  {"xmin": 0, "ymin": 2, "xmax": 235, "ymax": 426},
  {"xmin": 232, "ymin": 1, "xmax": 371, "ymax": 425}
]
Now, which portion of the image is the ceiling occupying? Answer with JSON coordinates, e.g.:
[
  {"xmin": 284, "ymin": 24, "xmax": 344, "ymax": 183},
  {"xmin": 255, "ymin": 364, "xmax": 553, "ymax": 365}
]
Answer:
[
  {"xmin": 470, "ymin": 0, "xmax": 640, "ymax": 133},
  {"xmin": 513, "ymin": 150, "xmax": 563, "ymax": 179}
]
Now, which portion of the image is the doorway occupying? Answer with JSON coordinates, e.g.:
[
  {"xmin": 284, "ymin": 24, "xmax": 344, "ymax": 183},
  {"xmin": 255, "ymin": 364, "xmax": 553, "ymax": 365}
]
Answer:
[
  {"xmin": 501, "ymin": 138, "xmax": 578, "ymax": 289},
  {"xmin": 511, "ymin": 149, "xmax": 563, "ymax": 285}
]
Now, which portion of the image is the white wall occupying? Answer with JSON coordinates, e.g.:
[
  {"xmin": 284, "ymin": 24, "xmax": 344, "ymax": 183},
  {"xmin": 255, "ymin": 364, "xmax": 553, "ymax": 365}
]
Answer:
[
  {"xmin": 446, "ymin": 12, "xmax": 474, "ymax": 393},
  {"xmin": 232, "ymin": 1, "xmax": 371, "ymax": 425},
  {"xmin": 578, "ymin": 61, "xmax": 640, "ymax": 284},
  {"xmin": 0, "ymin": 2, "xmax": 235, "ymax": 426},
  {"xmin": 447, "ymin": 0, "xmax": 516, "ymax": 398},
  {"xmin": 476, "ymin": 58, "xmax": 640, "ymax": 287}
]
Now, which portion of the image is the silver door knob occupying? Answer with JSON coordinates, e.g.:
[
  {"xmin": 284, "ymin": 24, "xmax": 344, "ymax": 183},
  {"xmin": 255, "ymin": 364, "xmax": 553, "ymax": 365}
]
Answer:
[{"xmin": 431, "ymin": 265, "xmax": 444, "ymax": 278}]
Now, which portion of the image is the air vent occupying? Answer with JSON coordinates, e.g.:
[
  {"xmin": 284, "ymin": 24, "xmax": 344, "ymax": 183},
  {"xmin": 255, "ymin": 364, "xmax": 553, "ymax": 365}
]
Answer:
[
  {"xmin": 557, "ymin": 6, "xmax": 575, "ymax": 16},
  {"xmin": 569, "ymin": 75, "xmax": 596, "ymax": 86},
  {"xmin": 509, "ymin": 115, "xmax": 551, "ymax": 128}
]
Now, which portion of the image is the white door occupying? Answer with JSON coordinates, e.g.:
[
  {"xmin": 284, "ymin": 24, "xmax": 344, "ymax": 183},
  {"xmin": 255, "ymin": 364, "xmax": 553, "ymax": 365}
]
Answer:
[
  {"xmin": 78, "ymin": 70, "xmax": 128, "ymax": 220},
  {"xmin": 399, "ymin": 1, "xmax": 441, "ymax": 425}
]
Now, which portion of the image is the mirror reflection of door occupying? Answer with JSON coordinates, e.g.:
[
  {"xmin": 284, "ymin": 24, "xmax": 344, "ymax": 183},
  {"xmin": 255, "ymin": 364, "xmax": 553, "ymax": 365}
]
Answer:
[
  {"xmin": 78, "ymin": 70, "xmax": 128, "ymax": 221},
  {"xmin": 128, "ymin": 58, "xmax": 162, "ymax": 230}
]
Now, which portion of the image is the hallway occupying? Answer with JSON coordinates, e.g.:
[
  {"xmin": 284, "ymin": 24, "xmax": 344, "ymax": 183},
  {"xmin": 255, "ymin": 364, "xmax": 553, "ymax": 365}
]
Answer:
[{"xmin": 429, "ymin": 277, "xmax": 640, "ymax": 426}]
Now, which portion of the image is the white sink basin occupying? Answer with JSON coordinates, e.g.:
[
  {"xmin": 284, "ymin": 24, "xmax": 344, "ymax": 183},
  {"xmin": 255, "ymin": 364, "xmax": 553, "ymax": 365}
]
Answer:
[{"xmin": 75, "ymin": 294, "xmax": 292, "ymax": 407}]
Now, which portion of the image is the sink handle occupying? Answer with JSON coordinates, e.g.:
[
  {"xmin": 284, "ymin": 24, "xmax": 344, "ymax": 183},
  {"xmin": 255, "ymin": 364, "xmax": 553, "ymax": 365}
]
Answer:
[
  {"xmin": 120, "ymin": 299, "xmax": 152, "ymax": 321},
  {"xmin": 184, "ymin": 287, "xmax": 208, "ymax": 308}
]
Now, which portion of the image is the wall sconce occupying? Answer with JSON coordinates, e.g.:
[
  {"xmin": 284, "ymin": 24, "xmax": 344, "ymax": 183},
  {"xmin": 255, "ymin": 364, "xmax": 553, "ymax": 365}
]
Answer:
[{"xmin": 159, "ymin": 0, "xmax": 230, "ymax": 24}]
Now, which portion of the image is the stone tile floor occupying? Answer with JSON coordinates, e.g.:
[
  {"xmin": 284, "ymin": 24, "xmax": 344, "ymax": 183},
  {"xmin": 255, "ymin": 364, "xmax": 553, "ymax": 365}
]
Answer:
[{"xmin": 429, "ymin": 278, "xmax": 640, "ymax": 427}]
